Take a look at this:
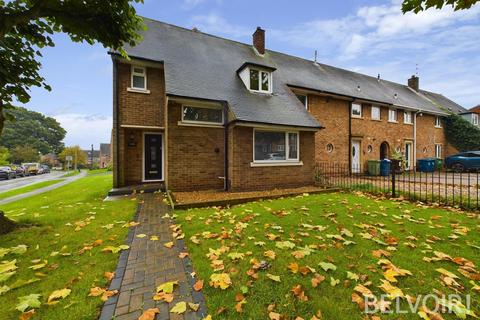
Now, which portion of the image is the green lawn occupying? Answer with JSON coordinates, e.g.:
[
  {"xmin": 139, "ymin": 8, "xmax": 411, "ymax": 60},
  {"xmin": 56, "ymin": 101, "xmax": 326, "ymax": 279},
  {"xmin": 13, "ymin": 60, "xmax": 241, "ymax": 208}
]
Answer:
[
  {"xmin": 0, "ymin": 174, "xmax": 136, "ymax": 319},
  {"xmin": 176, "ymin": 192, "xmax": 480, "ymax": 319},
  {"xmin": 88, "ymin": 168, "xmax": 111, "ymax": 175},
  {"xmin": 0, "ymin": 180, "xmax": 64, "ymax": 201},
  {"xmin": 61, "ymin": 170, "xmax": 81, "ymax": 178}
]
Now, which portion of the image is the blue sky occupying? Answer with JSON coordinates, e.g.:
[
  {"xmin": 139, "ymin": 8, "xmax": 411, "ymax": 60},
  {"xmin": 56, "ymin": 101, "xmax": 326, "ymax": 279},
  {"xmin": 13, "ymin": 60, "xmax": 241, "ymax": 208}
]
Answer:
[{"xmin": 21, "ymin": 0, "xmax": 480, "ymax": 149}]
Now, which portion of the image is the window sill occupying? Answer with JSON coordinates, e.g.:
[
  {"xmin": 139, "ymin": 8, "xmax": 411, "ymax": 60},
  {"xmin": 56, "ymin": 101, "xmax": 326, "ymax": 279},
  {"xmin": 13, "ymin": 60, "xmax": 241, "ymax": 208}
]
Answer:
[
  {"xmin": 371, "ymin": 118, "xmax": 382, "ymax": 122},
  {"xmin": 177, "ymin": 121, "xmax": 224, "ymax": 129},
  {"xmin": 404, "ymin": 122, "xmax": 413, "ymax": 125},
  {"xmin": 250, "ymin": 161, "xmax": 303, "ymax": 167},
  {"xmin": 127, "ymin": 87, "xmax": 150, "ymax": 94},
  {"xmin": 388, "ymin": 120, "xmax": 398, "ymax": 123},
  {"xmin": 351, "ymin": 116, "xmax": 363, "ymax": 119},
  {"xmin": 434, "ymin": 126, "xmax": 442, "ymax": 129}
]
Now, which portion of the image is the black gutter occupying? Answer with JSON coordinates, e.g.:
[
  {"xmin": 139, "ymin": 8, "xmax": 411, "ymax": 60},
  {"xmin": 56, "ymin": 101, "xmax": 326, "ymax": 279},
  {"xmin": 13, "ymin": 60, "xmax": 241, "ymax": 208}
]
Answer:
[
  {"xmin": 230, "ymin": 119, "xmax": 323, "ymax": 130},
  {"xmin": 348, "ymin": 101, "xmax": 352, "ymax": 175},
  {"xmin": 112, "ymin": 55, "xmax": 120, "ymax": 187},
  {"xmin": 107, "ymin": 52, "xmax": 164, "ymax": 64},
  {"xmin": 235, "ymin": 62, "xmax": 277, "ymax": 74},
  {"xmin": 288, "ymin": 84, "xmax": 392, "ymax": 107},
  {"xmin": 223, "ymin": 103, "xmax": 230, "ymax": 191}
]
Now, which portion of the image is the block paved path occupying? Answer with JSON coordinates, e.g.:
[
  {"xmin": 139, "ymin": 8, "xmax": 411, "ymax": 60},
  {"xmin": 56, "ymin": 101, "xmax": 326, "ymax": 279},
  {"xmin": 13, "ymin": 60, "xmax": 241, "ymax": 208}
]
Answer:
[{"xmin": 100, "ymin": 193, "xmax": 206, "ymax": 320}]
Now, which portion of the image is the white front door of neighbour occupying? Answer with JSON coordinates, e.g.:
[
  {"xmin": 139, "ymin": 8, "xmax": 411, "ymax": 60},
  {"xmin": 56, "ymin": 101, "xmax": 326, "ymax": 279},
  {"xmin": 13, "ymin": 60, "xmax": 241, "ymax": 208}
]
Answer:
[
  {"xmin": 352, "ymin": 140, "xmax": 361, "ymax": 173},
  {"xmin": 405, "ymin": 142, "xmax": 412, "ymax": 170}
]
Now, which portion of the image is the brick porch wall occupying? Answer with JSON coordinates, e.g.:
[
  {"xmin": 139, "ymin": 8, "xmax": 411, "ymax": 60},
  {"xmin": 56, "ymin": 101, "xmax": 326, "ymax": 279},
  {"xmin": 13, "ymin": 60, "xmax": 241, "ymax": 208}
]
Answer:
[
  {"xmin": 229, "ymin": 126, "xmax": 316, "ymax": 191},
  {"xmin": 167, "ymin": 101, "xmax": 225, "ymax": 191}
]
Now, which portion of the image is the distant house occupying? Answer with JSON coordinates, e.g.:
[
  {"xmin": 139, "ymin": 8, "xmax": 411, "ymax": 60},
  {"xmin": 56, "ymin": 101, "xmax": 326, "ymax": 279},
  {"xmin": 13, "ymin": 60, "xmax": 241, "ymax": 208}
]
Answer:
[
  {"xmin": 83, "ymin": 149, "xmax": 100, "ymax": 167},
  {"xmin": 109, "ymin": 18, "xmax": 468, "ymax": 192},
  {"xmin": 99, "ymin": 143, "xmax": 111, "ymax": 168},
  {"xmin": 460, "ymin": 105, "xmax": 479, "ymax": 127}
]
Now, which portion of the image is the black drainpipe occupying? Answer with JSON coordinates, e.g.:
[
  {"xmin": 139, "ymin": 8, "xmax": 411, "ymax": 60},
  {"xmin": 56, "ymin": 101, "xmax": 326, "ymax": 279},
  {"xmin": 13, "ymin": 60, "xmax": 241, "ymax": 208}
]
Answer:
[
  {"xmin": 348, "ymin": 101, "xmax": 352, "ymax": 175},
  {"xmin": 223, "ymin": 103, "xmax": 230, "ymax": 191},
  {"xmin": 112, "ymin": 56, "xmax": 121, "ymax": 188}
]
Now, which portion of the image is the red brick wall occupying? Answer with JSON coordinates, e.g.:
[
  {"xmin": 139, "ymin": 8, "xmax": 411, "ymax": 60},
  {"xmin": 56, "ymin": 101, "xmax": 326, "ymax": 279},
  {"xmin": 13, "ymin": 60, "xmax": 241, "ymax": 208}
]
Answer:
[
  {"xmin": 229, "ymin": 126, "xmax": 316, "ymax": 191},
  {"xmin": 307, "ymin": 94, "xmax": 452, "ymax": 170},
  {"xmin": 167, "ymin": 101, "xmax": 225, "ymax": 191},
  {"xmin": 308, "ymin": 95, "xmax": 349, "ymax": 163},
  {"xmin": 118, "ymin": 63, "xmax": 165, "ymax": 127}
]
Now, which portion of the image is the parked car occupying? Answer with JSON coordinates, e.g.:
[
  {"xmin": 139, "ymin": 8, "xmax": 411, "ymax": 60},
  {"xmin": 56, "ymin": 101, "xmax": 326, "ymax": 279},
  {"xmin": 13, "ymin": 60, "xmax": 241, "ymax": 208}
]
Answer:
[
  {"xmin": 40, "ymin": 165, "xmax": 50, "ymax": 174},
  {"xmin": 444, "ymin": 151, "xmax": 480, "ymax": 172},
  {"xmin": 23, "ymin": 163, "xmax": 41, "ymax": 175},
  {"xmin": 10, "ymin": 165, "xmax": 26, "ymax": 178},
  {"xmin": 0, "ymin": 166, "xmax": 16, "ymax": 180}
]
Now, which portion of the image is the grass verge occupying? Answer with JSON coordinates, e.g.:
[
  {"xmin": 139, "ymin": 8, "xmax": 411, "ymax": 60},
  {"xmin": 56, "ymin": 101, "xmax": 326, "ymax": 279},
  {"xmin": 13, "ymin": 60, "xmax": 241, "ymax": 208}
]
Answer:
[
  {"xmin": 0, "ymin": 173, "xmax": 137, "ymax": 319},
  {"xmin": 61, "ymin": 171, "xmax": 81, "ymax": 178},
  {"xmin": 176, "ymin": 191, "xmax": 480, "ymax": 319},
  {"xmin": 0, "ymin": 180, "xmax": 64, "ymax": 201}
]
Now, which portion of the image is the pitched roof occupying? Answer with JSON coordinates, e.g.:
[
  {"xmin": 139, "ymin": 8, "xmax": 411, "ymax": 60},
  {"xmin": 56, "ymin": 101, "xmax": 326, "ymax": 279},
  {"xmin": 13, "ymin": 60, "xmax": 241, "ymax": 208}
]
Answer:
[
  {"xmin": 120, "ymin": 18, "xmax": 467, "ymax": 127},
  {"xmin": 470, "ymin": 105, "xmax": 480, "ymax": 114}
]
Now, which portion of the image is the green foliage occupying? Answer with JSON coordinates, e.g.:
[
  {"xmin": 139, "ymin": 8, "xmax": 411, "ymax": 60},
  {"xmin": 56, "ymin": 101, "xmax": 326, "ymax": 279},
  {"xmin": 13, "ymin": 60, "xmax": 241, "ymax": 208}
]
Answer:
[
  {"xmin": 402, "ymin": 0, "xmax": 479, "ymax": 13},
  {"xmin": 0, "ymin": 0, "xmax": 144, "ymax": 134},
  {"xmin": 444, "ymin": 114, "xmax": 480, "ymax": 151},
  {"xmin": 0, "ymin": 146, "xmax": 10, "ymax": 165},
  {"xmin": 0, "ymin": 107, "xmax": 65, "ymax": 154},
  {"xmin": 9, "ymin": 144, "xmax": 39, "ymax": 163},
  {"xmin": 58, "ymin": 145, "xmax": 87, "ymax": 167}
]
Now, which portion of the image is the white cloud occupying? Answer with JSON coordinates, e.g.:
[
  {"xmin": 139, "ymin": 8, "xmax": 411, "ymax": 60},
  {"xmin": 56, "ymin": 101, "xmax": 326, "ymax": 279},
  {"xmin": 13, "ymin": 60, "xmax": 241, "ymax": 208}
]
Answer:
[
  {"xmin": 54, "ymin": 114, "xmax": 112, "ymax": 149},
  {"xmin": 190, "ymin": 13, "xmax": 251, "ymax": 38}
]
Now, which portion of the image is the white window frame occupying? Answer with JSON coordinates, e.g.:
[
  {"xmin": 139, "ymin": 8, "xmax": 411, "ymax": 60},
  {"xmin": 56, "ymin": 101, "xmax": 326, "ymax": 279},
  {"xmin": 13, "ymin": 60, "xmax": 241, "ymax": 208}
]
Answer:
[
  {"xmin": 181, "ymin": 105, "xmax": 224, "ymax": 126},
  {"xmin": 351, "ymin": 103, "xmax": 362, "ymax": 118},
  {"xmin": 435, "ymin": 144, "xmax": 442, "ymax": 158},
  {"xmin": 388, "ymin": 108, "xmax": 397, "ymax": 123},
  {"xmin": 296, "ymin": 94, "xmax": 308, "ymax": 110},
  {"xmin": 371, "ymin": 106, "xmax": 381, "ymax": 120},
  {"xmin": 472, "ymin": 114, "xmax": 479, "ymax": 126},
  {"xmin": 130, "ymin": 65, "xmax": 148, "ymax": 91},
  {"xmin": 435, "ymin": 116, "xmax": 442, "ymax": 128},
  {"xmin": 249, "ymin": 68, "xmax": 272, "ymax": 94},
  {"xmin": 252, "ymin": 129, "xmax": 300, "ymax": 164},
  {"xmin": 404, "ymin": 111, "xmax": 413, "ymax": 124}
]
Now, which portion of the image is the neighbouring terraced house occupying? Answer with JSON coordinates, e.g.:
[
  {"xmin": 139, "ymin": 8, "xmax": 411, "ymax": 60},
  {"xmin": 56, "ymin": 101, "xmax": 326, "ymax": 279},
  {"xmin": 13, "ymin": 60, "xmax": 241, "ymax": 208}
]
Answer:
[{"xmin": 109, "ymin": 18, "xmax": 467, "ymax": 192}]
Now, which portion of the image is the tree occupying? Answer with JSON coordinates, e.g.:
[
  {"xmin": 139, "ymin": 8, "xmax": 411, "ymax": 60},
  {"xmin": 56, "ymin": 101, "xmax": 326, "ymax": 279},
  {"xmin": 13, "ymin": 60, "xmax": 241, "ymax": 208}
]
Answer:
[
  {"xmin": 10, "ymin": 144, "xmax": 39, "ymax": 163},
  {"xmin": 0, "ymin": 106, "xmax": 66, "ymax": 154},
  {"xmin": 445, "ymin": 114, "xmax": 480, "ymax": 151},
  {"xmin": 402, "ymin": 0, "xmax": 479, "ymax": 13},
  {"xmin": 0, "ymin": 0, "xmax": 144, "ymax": 135},
  {"xmin": 58, "ymin": 145, "xmax": 87, "ymax": 168},
  {"xmin": 0, "ymin": 146, "xmax": 9, "ymax": 165}
]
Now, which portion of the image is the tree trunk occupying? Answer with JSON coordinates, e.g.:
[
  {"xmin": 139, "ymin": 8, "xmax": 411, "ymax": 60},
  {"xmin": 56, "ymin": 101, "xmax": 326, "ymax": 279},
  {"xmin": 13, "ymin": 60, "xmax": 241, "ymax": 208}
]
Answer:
[
  {"xmin": 0, "ymin": 100, "xmax": 4, "ymax": 137},
  {"xmin": 0, "ymin": 211, "xmax": 15, "ymax": 235},
  {"xmin": 0, "ymin": 99, "xmax": 4, "ymax": 137}
]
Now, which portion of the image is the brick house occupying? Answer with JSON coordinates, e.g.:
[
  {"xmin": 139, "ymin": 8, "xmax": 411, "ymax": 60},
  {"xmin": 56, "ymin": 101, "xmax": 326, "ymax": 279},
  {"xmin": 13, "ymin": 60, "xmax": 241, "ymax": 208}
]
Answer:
[
  {"xmin": 460, "ymin": 105, "xmax": 480, "ymax": 127},
  {"xmin": 99, "ymin": 143, "xmax": 111, "ymax": 168},
  {"xmin": 110, "ymin": 18, "xmax": 466, "ymax": 192}
]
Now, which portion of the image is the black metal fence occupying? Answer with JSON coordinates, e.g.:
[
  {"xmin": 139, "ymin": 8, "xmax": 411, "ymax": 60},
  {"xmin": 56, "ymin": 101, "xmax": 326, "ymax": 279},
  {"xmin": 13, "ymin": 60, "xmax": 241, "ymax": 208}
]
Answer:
[{"xmin": 315, "ymin": 162, "xmax": 480, "ymax": 211}]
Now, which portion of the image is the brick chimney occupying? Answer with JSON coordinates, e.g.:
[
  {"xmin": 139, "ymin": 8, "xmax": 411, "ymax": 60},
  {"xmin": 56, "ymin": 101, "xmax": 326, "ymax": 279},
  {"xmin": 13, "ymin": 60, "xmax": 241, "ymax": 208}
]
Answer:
[
  {"xmin": 252, "ymin": 27, "xmax": 265, "ymax": 55},
  {"xmin": 408, "ymin": 75, "xmax": 419, "ymax": 92}
]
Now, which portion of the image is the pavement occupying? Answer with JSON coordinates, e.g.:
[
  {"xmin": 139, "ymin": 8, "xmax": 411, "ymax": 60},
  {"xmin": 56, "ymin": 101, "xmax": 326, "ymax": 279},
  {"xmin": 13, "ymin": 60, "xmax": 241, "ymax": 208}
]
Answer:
[
  {"xmin": 0, "ymin": 170, "xmax": 87, "ymax": 206},
  {"xmin": 100, "ymin": 193, "xmax": 206, "ymax": 320},
  {"xmin": 0, "ymin": 170, "xmax": 65, "ymax": 193}
]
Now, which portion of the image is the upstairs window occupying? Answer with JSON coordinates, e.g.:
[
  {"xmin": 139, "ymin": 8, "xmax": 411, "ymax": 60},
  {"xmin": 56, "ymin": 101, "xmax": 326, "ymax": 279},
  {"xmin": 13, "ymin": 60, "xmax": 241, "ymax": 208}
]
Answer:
[
  {"xmin": 351, "ymin": 103, "xmax": 362, "ymax": 118},
  {"xmin": 296, "ymin": 94, "xmax": 308, "ymax": 109},
  {"xmin": 404, "ymin": 111, "xmax": 413, "ymax": 124},
  {"xmin": 371, "ymin": 106, "xmax": 381, "ymax": 120},
  {"xmin": 131, "ymin": 66, "xmax": 147, "ymax": 90},
  {"xmin": 388, "ymin": 109, "xmax": 397, "ymax": 122},
  {"xmin": 182, "ymin": 106, "xmax": 223, "ymax": 125},
  {"xmin": 472, "ymin": 114, "xmax": 479, "ymax": 126},
  {"xmin": 249, "ymin": 69, "xmax": 271, "ymax": 93},
  {"xmin": 435, "ymin": 116, "xmax": 442, "ymax": 128}
]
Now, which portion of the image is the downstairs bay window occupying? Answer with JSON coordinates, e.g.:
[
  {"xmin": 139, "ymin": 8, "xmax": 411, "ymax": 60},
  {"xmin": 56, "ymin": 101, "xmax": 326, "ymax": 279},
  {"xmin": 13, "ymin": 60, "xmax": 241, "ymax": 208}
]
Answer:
[{"xmin": 253, "ymin": 130, "xmax": 299, "ymax": 164}]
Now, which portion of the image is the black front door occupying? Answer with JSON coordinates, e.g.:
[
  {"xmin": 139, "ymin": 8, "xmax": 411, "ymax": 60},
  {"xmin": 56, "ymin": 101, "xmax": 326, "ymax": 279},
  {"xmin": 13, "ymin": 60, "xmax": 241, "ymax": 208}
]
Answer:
[{"xmin": 144, "ymin": 134, "xmax": 163, "ymax": 181}]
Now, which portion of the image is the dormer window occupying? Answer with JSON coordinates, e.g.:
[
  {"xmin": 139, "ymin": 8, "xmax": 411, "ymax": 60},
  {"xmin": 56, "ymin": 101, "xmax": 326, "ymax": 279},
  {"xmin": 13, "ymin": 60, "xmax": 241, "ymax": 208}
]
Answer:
[{"xmin": 249, "ymin": 69, "xmax": 270, "ymax": 93}]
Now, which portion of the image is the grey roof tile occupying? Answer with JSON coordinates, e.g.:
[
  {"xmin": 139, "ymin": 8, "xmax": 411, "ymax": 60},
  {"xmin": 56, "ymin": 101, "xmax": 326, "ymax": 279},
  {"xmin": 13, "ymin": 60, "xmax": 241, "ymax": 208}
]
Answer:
[{"xmin": 121, "ymin": 18, "xmax": 467, "ymax": 128}]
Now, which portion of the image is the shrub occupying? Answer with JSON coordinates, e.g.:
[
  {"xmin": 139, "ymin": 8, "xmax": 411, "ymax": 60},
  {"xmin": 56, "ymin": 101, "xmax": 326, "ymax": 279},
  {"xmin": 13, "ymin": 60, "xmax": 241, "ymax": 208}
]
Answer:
[{"xmin": 444, "ymin": 114, "xmax": 480, "ymax": 151}]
